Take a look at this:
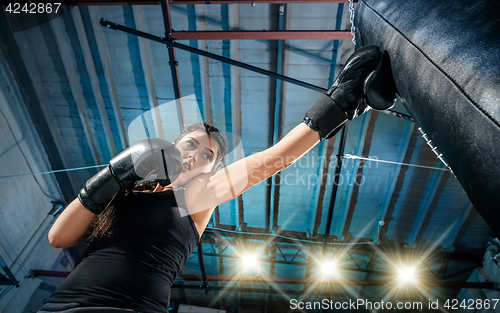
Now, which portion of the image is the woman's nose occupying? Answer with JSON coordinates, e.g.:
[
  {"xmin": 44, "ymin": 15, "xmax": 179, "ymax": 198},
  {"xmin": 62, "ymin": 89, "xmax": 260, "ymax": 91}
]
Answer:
[{"xmin": 185, "ymin": 152, "xmax": 197, "ymax": 163}]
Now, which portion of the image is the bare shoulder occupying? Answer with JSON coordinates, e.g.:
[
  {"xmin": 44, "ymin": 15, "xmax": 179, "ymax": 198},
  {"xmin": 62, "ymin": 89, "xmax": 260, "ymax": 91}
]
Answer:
[{"xmin": 183, "ymin": 171, "xmax": 219, "ymax": 216}]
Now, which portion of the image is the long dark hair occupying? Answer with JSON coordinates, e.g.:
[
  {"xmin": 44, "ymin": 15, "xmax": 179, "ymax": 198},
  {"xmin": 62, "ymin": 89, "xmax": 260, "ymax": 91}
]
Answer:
[{"xmin": 88, "ymin": 123, "xmax": 227, "ymax": 239}]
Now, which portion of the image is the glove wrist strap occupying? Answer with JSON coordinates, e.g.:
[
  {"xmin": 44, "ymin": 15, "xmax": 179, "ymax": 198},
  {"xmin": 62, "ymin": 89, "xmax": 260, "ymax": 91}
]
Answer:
[
  {"xmin": 303, "ymin": 94, "xmax": 348, "ymax": 139},
  {"xmin": 78, "ymin": 166, "xmax": 122, "ymax": 214}
]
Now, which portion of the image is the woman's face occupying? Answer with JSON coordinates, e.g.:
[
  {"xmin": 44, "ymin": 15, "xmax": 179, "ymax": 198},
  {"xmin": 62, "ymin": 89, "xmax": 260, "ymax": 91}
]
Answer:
[{"xmin": 172, "ymin": 130, "xmax": 220, "ymax": 186}]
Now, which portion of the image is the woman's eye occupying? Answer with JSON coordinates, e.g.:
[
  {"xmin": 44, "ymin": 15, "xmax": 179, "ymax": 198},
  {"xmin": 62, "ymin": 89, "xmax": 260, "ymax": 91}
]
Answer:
[
  {"xmin": 186, "ymin": 141, "xmax": 194, "ymax": 148},
  {"xmin": 204, "ymin": 153, "xmax": 213, "ymax": 162}
]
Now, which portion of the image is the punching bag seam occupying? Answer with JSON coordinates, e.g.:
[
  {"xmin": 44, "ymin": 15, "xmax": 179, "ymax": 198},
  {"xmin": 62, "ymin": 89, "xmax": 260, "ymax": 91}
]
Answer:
[{"xmin": 359, "ymin": 0, "xmax": 500, "ymax": 130}]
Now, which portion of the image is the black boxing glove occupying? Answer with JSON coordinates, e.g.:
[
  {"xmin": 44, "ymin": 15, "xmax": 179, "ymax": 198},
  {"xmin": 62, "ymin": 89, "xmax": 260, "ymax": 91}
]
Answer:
[
  {"xmin": 78, "ymin": 138, "xmax": 183, "ymax": 214},
  {"xmin": 303, "ymin": 45, "xmax": 382, "ymax": 139},
  {"xmin": 364, "ymin": 50, "xmax": 398, "ymax": 111}
]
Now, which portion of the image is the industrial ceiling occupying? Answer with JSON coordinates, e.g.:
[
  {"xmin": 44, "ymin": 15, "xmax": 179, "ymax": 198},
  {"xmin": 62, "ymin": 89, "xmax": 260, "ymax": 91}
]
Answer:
[{"xmin": 0, "ymin": 1, "xmax": 493, "ymax": 312}]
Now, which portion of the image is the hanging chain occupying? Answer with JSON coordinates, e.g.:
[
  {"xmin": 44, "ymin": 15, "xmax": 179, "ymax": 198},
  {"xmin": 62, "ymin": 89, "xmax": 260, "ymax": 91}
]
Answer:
[
  {"xmin": 348, "ymin": 0, "xmax": 356, "ymax": 46},
  {"xmin": 418, "ymin": 127, "xmax": 454, "ymax": 173}
]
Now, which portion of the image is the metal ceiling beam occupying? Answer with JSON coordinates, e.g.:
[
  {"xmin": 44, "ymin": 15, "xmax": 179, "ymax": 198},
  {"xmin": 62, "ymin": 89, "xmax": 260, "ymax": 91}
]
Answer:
[
  {"xmin": 12, "ymin": 25, "xmax": 80, "ymax": 195},
  {"xmin": 322, "ymin": 6, "xmax": 361, "ymax": 238},
  {"xmin": 197, "ymin": 243, "xmax": 209, "ymax": 291},
  {"xmin": 170, "ymin": 0, "xmax": 355, "ymax": 3},
  {"xmin": 100, "ymin": 19, "xmax": 326, "ymax": 93},
  {"xmin": 33, "ymin": 0, "xmax": 355, "ymax": 4},
  {"xmin": 193, "ymin": 4, "xmax": 219, "ymax": 229},
  {"xmin": 201, "ymin": 229, "xmax": 484, "ymax": 261},
  {"xmin": 442, "ymin": 264, "xmax": 479, "ymax": 280},
  {"xmin": 442, "ymin": 203, "xmax": 474, "ymax": 250},
  {"xmin": 228, "ymin": 4, "xmax": 246, "ymax": 232},
  {"xmin": 161, "ymin": 0, "xmax": 186, "ymax": 131},
  {"xmin": 72, "ymin": 7, "xmax": 117, "ymax": 158},
  {"xmin": 299, "ymin": 253, "xmax": 313, "ymax": 303},
  {"xmin": 436, "ymin": 258, "xmax": 448, "ymax": 278},
  {"xmin": 309, "ymin": 3, "xmax": 344, "ymax": 239},
  {"xmin": 172, "ymin": 284, "xmax": 347, "ymax": 296},
  {"xmin": 312, "ymin": 138, "xmax": 335, "ymax": 236},
  {"xmin": 169, "ymin": 274, "xmax": 499, "ymax": 289},
  {"xmin": 99, "ymin": 21, "xmax": 419, "ymax": 123},
  {"xmin": 357, "ymin": 251, "xmax": 377, "ymax": 299},
  {"xmin": 334, "ymin": 113, "xmax": 371, "ymax": 239},
  {"xmin": 266, "ymin": 10, "xmax": 286, "ymax": 301},
  {"xmin": 170, "ymin": 30, "xmax": 352, "ymax": 40},
  {"xmin": 406, "ymin": 170, "xmax": 446, "ymax": 246},
  {"xmin": 267, "ymin": 243, "xmax": 277, "ymax": 310},
  {"xmin": 133, "ymin": 6, "xmax": 165, "ymax": 139},
  {"xmin": 195, "ymin": 5, "xmax": 213, "ymax": 125},
  {"xmin": 268, "ymin": 3, "xmax": 287, "ymax": 234},
  {"xmin": 308, "ymin": 133, "xmax": 327, "ymax": 237},
  {"xmin": 373, "ymin": 122, "xmax": 415, "ymax": 241},
  {"xmin": 215, "ymin": 236, "xmax": 227, "ymax": 307},
  {"xmin": 180, "ymin": 277, "xmax": 497, "ymax": 289},
  {"xmin": 177, "ymin": 275, "xmax": 496, "ymax": 291},
  {"xmin": 201, "ymin": 252, "xmax": 425, "ymax": 277},
  {"xmin": 340, "ymin": 111, "xmax": 379, "ymax": 240},
  {"xmin": 323, "ymin": 123, "xmax": 348, "ymax": 252},
  {"xmin": 32, "ymin": 270, "xmax": 492, "ymax": 289},
  {"xmin": 88, "ymin": 7, "xmax": 128, "ymax": 149},
  {"xmin": 50, "ymin": 16, "xmax": 102, "ymax": 167}
]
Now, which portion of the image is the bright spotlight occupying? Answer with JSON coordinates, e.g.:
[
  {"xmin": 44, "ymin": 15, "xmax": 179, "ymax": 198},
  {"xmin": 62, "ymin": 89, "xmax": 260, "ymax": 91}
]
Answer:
[
  {"xmin": 319, "ymin": 260, "xmax": 338, "ymax": 278},
  {"xmin": 240, "ymin": 253, "xmax": 259, "ymax": 273},
  {"xmin": 397, "ymin": 266, "xmax": 418, "ymax": 284}
]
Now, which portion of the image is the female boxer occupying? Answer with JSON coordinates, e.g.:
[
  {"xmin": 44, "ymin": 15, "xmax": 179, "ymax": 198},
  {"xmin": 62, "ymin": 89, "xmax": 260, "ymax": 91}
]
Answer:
[{"xmin": 38, "ymin": 45, "xmax": 386, "ymax": 313}]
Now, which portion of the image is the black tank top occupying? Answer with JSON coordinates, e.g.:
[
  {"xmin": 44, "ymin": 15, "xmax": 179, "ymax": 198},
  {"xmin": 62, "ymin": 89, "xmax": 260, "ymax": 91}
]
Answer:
[{"xmin": 47, "ymin": 188, "xmax": 200, "ymax": 313}]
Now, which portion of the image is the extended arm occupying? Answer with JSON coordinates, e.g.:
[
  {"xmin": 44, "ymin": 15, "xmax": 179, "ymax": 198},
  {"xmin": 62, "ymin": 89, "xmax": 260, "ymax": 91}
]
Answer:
[
  {"xmin": 185, "ymin": 46, "xmax": 383, "ymax": 225},
  {"xmin": 184, "ymin": 123, "xmax": 320, "ymax": 214}
]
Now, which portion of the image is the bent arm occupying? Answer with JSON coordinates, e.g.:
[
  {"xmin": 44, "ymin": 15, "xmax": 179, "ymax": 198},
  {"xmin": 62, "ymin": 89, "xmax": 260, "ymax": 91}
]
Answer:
[
  {"xmin": 185, "ymin": 122, "xmax": 321, "ymax": 214},
  {"xmin": 48, "ymin": 198, "xmax": 95, "ymax": 248}
]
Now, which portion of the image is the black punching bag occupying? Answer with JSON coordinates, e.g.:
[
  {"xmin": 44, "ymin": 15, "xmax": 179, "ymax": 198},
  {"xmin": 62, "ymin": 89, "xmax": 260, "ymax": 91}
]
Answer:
[{"xmin": 354, "ymin": 0, "xmax": 500, "ymax": 235}]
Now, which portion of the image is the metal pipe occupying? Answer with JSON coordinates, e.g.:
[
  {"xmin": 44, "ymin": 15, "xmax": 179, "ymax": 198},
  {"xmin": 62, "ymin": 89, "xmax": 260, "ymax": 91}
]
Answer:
[
  {"xmin": 268, "ymin": 3, "xmax": 287, "ymax": 233},
  {"xmin": 170, "ymin": 0, "xmax": 355, "ymax": 3},
  {"xmin": 174, "ymin": 275, "xmax": 495, "ymax": 289},
  {"xmin": 30, "ymin": 270, "xmax": 70, "ymax": 278},
  {"xmin": 161, "ymin": 0, "xmax": 186, "ymax": 131},
  {"xmin": 197, "ymin": 243, "xmax": 209, "ymax": 292},
  {"xmin": 200, "ymin": 230, "xmax": 483, "ymax": 261},
  {"xmin": 99, "ymin": 19, "xmax": 415, "ymax": 123},
  {"xmin": 49, "ymin": 201, "xmax": 66, "ymax": 217},
  {"xmin": 323, "ymin": 123, "xmax": 348, "ymax": 253},
  {"xmin": 201, "ymin": 252, "xmax": 432, "ymax": 278},
  {"xmin": 442, "ymin": 265, "xmax": 480, "ymax": 280},
  {"xmin": 171, "ymin": 284, "xmax": 347, "ymax": 296},
  {"xmin": 32, "ymin": 271, "xmax": 493, "ymax": 288},
  {"xmin": 50, "ymin": 0, "xmax": 355, "ymax": 5},
  {"xmin": 100, "ymin": 18, "xmax": 326, "ymax": 93},
  {"xmin": 170, "ymin": 30, "xmax": 352, "ymax": 41},
  {"xmin": 0, "ymin": 255, "xmax": 18, "ymax": 286}
]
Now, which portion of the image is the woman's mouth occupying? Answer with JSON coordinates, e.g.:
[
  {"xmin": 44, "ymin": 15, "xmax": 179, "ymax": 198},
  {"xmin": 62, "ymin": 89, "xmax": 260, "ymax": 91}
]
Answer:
[{"xmin": 183, "ymin": 163, "xmax": 191, "ymax": 171}]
